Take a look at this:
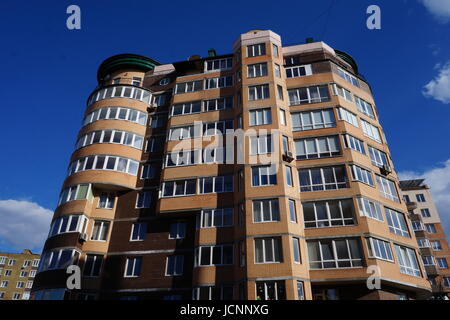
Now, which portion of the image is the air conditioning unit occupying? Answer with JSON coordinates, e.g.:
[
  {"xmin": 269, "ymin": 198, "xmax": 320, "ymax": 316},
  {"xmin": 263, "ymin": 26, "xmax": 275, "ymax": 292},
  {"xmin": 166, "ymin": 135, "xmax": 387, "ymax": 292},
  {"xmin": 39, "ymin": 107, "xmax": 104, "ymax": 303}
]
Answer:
[
  {"xmin": 283, "ymin": 151, "xmax": 295, "ymax": 162},
  {"xmin": 148, "ymin": 102, "xmax": 158, "ymax": 111},
  {"xmin": 78, "ymin": 232, "xmax": 88, "ymax": 242},
  {"xmin": 380, "ymin": 164, "xmax": 392, "ymax": 175}
]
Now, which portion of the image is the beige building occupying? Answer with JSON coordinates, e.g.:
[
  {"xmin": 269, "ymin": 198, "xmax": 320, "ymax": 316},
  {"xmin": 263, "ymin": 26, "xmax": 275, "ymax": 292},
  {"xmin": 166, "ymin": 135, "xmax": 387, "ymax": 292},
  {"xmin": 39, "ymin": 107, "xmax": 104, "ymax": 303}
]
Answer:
[
  {"xmin": 0, "ymin": 249, "xmax": 40, "ymax": 300},
  {"xmin": 33, "ymin": 29, "xmax": 432, "ymax": 300}
]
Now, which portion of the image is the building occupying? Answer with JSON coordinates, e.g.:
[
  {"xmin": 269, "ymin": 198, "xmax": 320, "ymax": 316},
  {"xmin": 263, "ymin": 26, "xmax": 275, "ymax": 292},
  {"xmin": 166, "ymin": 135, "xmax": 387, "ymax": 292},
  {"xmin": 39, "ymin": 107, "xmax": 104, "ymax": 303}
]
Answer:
[
  {"xmin": 399, "ymin": 179, "xmax": 450, "ymax": 299},
  {"xmin": 0, "ymin": 249, "xmax": 40, "ymax": 300},
  {"xmin": 32, "ymin": 29, "xmax": 432, "ymax": 300}
]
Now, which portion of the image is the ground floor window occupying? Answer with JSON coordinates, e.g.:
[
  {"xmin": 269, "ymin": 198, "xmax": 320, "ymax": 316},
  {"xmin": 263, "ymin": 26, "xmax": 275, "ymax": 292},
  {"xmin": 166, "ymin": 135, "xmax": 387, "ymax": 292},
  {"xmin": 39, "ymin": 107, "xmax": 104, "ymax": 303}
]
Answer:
[{"xmin": 256, "ymin": 281, "xmax": 286, "ymax": 300}]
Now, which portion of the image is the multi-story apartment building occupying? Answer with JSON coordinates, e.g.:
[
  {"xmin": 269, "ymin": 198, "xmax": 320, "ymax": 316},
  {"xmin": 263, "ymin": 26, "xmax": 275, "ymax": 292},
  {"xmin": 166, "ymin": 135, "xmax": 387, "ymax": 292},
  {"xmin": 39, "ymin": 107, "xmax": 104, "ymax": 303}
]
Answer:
[
  {"xmin": 0, "ymin": 249, "xmax": 40, "ymax": 300},
  {"xmin": 400, "ymin": 179, "xmax": 450, "ymax": 299},
  {"xmin": 32, "ymin": 29, "xmax": 432, "ymax": 300}
]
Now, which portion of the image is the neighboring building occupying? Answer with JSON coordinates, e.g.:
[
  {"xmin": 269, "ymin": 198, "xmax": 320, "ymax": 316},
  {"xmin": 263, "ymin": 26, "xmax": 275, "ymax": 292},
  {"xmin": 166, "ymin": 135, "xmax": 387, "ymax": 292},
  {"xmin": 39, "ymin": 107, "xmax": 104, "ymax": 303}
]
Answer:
[
  {"xmin": 0, "ymin": 249, "xmax": 40, "ymax": 300},
  {"xmin": 32, "ymin": 29, "xmax": 432, "ymax": 300},
  {"xmin": 400, "ymin": 179, "xmax": 450, "ymax": 299}
]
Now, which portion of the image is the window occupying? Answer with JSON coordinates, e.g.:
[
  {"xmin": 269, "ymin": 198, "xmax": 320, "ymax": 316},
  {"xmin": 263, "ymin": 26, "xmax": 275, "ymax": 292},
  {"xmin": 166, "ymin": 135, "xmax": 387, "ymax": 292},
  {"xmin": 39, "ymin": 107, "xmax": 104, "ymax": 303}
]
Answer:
[
  {"xmin": 422, "ymin": 255, "xmax": 436, "ymax": 266},
  {"xmin": 205, "ymin": 58, "xmax": 232, "ymax": 71},
  {"xmin": 136, "ymin": 192, "xmax": 152, "ymax": 208},
  {"xmin": 124, "ymin": 257, "xmax": 142, "ymax": 277},
  {"xmin": 166, "ymin": 256, "xmax": 184, "ymax": 276},
  {"xmin": 274, "ymin": 64, "xmax": 281, "ymax": 77},
  {"xmin": 141, "ymin": 164, "xmax": 157, "ymax": 179},
  {"xmin": 169, "ymin": 222, "xmax": 186, "ymax": 239},
  {"xmin": 132, "ymin": 77, "xmax": 141, "ymax": 86},
  {"xmin": 204, "ymin": 97, "xmax": 233, "ymax": 111},
  {"xmin": 68, "ymin": 154, "xmax": 139, "ymax": 177},
  {"xmin": 0, "ymin": 257, "xmax": 6, "ymax": 265},
  {"xmin": 247, "ymin": 43, "xmax": 266, "ymax": 57},
  {"xmin": 385, "ymin": 208, "xmax": 409, "ymax": 237},
  {"xmin": 299, "ymin": 166, "xmax": 347, "ymax": 192},
  {"xmin": 8, "ymin": 259, "xmax": 16, "ymax": 266},
  {"xmin": 205, "ymin": 75, "xmax": 233, "ymax": 89},
  {"xmin": 16, "ymin": 281, "xmax": 24, "ymax": 288},
  {"xmin": 368, "ymin": 146, "xmax": 389, "ymax": 168},
  {"xmin": 29, "ymin": 270, "xmax": 36, "ymax": 278},
  {"xmin": 376, "ymin": 175, "xmax": 399, "ymax": 202},
  {"xmin": 421, "ymin": 208, "xmax": 431, "ymax": 218},
  {"xmin": 289, "ymin": 200, "xmax": 297, "ymax": 223},
  {"xmin": 88, "ymin": 85, "xmax": 151, "ymax": 105},
  {"xmin": 416, "ymin": 194, "xmax": 426, "ymax": 202},
  {"xmin": 252, "ymin": 166, "xmax": 277, "ymax": 186},
  {"xmin": 256, "ymin": 281, "xmax": 285, "ymax": 300},
  {"xmin": 425, "ymin": 223, "xmax": 437, "ymax": 233},
  {"xmin": 149, "ymin": 115, "xmax": 166, "ymax": 128},
  {"xmin": 291, "ymin": 109, "xmax": 335, "ymax": 131},
  {"xmin": 146, "ymin": 137, "xmax": 163, "ymax": 152},
  {"xmin": 193, "ymin": 285, "xmax": 233, "ymax": 300},
  {"xmin": 91, "ymin": 221, "xmax": 110, "ymax": 241},
  {"xmin": 366, "ymin": 238, "xmax": 394, "ymax": 261},
  {"xmin": 199, "ymin": 208, "xmax": 233, "ymax": 228},
  {"xmin": 336, "ymin": 67, "xmax": 359, "ymax": 87},
  {"xmin": 239, "ymin": 241, "xmax": 245, "ymax": 267},
  {"xmin": 98, "ymin": 192, "xmax": 115, "ymax": 209},
  {"xmin": 437, "ymin": 258, "xmax": 448, "ymax": 269},
  {"xmin": 445, "ymin": 277, "xmax": 450, "ymax": 287},
  {"xmin": 199, "ymin": 175, "xmax": 233, "ymax": 194},
  {"xmin": 417, "ymin": 238, "xmax": 430, "ymax": 248},
  {"xmin": 351, "ymin": 165, "xmax": 374, "ymax": 186},
  {"xmin": 272, "ymin": 44, "xmax": 279, "ymax": 57},
  {"xmin": 333, "ymin": 84, "xmax": 353, "ymax": 102},
  {"xmin": 295, "ymin": 136, "xmax": 340, "ymax": 160},
  {"xmin": 344, "ymin": 134, "xmax": 365, "ymax": 154},
  {"xmin": 4, "ymin": 270, "xmax": 12, "ymax": 276},
  {"xmin": 0, "ymin": 281, "xmax": 8, "ymax": 288},
  {"xmin": 297, "ymin": 281, "xmax": 305, "ymax": 300},
  {"xmin": 171, "ymin": 101, "xmax": 202, "ymax": 116},
  {"xmin": 203, "ymin": 120, "xmax": 233, "ymax": 136},
  {"xmin": 279, "ymin": 109, "xmax": 286, "ymax": 125},
  {"xmin": 250, "ymin": 134, "xmax": 273, "ymax": 155},
  {"xmin": 293, "ymin": 238, "xmax": 301, "ymax": 263},
  {"xmin": 169, "ymin": 125, "xmax": 198, "ymax": 140},
  {"xmin": 277, "ymin": 85, "xmax": 284, "ymax": 100},
  {"xmin": 195, "ymin": 245, "xmax": 233, "ymax": 266},
  {"xmin": 162, "ymin": 179, "xmax": 197, "ymax": 197},
  {"xmin": 355, "ymin": 96, "xmax": 375, "ymax": 118},
  {"xmin": 26, "ymin": 280, "xmax": 33, "ymax": 288},
  {"xmin": 285, "ymin": 166, "xmax": 293, "ymax": 187},
  {"xmin": 159, "ymin": 78, "xmax": 170, "ymax": 85},
  {"xmin": 58, "ymin": 184, "xmax": 91, "ymax": 205},
  {"xmin": 361, "ymin": 119, "xmax": 382, "ymax": 143},
  {"xmin": 83, "ymin": 107, "xmax": 148, "ymax": 127},
  {"xmin": 431, "ymin": 240, "xmax": 442, "ymax": 251},
  {"xmin": 48, "ymin": 214, "xmax": 87, "ymax": 238},
  {"xmin": 248, "ymin": 63, "xmax": 268, "ymax": 78},
  {"xmin": 337, "ymin": 107, "xmax": 359, "ymax": 127},
  {"xmin": 83, "ymin": 255, "xmax": 103, "ymax": 277},
  {"xmin": 249, "ymin": 84, "xmax": 270, "ymax": 100},
  {"xmin": 38, "ymin": 249, "xmax": 80, "ymax": 272},
  {"xmin": 175, "ymin": 80, "xmax": 203, "ymax": 94},
  {"xmin": 412, "ymin": 221, "xmax": 424, "ymax": 231},
  {"xmin": 255, "ymin": 237, "xmax": 282, "ymax": 263},
  {"xmin": 358, "ymin": 197, "xmax": 384, "ymax": 221},
  {"xmin": 394, "ymin": 245, "xmax": 421, "ymax": 277},
  {"xmin": 285, "ymin": 65, "xmax": 312, "ymax": 78},
  {"xmin": 303, "ymin": 199, "xmax": 355, "ymax": 228},
  {"xmin": 307, "ymin": 238, "xmax": 363, "ymax": 269},
  {"xmin": 253, "ymin": 199, "xmax": 280, "ymax": 222},
  {"xmin": 288, "ymin": 85, "xmax": 329, "ymax": 105},
  {"xmin": 20, "ymin": 271, "xmax": 27, "ymax": 277},
  {"xmin": 130, "ymin": 223, "xmax": 147, "ymax": 241},
  {"xmin": 32, "ymin": 259, "xmax": 39, "ymax": 267},
  {"xmin": 12, "ymin": 293, "xmax": 21, "ymax": 300},
  {"xmin": 249, "ymin": 108, "xmax": 272, "ymax": 126}
]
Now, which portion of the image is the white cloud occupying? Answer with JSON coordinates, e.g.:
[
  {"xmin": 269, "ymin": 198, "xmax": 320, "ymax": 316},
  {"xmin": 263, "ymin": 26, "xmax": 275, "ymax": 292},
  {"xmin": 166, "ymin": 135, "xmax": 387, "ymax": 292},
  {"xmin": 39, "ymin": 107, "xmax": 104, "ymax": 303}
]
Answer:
[
  {"xmin": 399, "ymin": 159, "xmax": 450, "ymax": 236},
  {"xmin": 0, "ymin": 200, "xmax": 53, "ymax": 253},
  {"xmin": 423, "ymin": 62, "xmax": 450, "ymax": 104},
  {"xmin": 419, "ymin": 0, "xmax": 450, "ymax": 23}
]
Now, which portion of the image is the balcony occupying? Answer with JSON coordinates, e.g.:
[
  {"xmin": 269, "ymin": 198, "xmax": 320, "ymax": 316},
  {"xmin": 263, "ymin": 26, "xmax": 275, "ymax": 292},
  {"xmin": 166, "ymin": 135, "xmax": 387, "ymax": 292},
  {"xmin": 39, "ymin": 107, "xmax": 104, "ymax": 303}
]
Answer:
[
  {"xmin": 425, "ymin": 265, "xmax": 439, "ymax": 276},
  {"xmin": 87, "ymin": 84, "xmax": 152, "ymax": 107},
  {"xmin": 405, "ymin": 201, "xmax": 418, "ymax": 211}
]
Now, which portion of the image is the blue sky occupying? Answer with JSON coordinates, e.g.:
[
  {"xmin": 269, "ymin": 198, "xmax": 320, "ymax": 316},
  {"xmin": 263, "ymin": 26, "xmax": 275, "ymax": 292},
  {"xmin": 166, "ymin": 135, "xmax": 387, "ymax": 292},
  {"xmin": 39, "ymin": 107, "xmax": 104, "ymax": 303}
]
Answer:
[{"xmin": 0, "ymin": 0, "xmax": 449, "ymax": 253}]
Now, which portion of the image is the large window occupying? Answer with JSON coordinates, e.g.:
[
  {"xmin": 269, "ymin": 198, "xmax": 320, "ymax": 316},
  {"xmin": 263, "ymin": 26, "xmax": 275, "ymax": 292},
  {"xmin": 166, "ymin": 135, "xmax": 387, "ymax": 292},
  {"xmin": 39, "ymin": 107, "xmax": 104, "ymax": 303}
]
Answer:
[
  {"xmin": 193, "ymin": 285, "xmax": 233, "ymax": 300},
  {"xmin": 171, "ymin": 101, "xmax": 202, "ymax": 116},
  {"xmin": 425, "ymin": 223, "xmax": 437, "ymax": 233},
  {"xmin": 68, "ymin": 155, "xmax": 139, "ymax": 176},
  {"xmin": 248, "ymin": 63, "xmax": 268, "ymax": 78},
  {"xmin": 124, "ymin": 257, "xmax": 142, "ymax": 277},
  {"xmin": 385, "ymin": 208, "xmax": 409, "ymax": 237},
  {"xmin": 199, "ymin": 175, "xmax": 233, "ymax": 193},
  {"xmin": 394, "ymin": 245, "xmax": 421, "ymax": 277},
  {"xmin": 336, "ymin": 67, "xmax": 359, "ymax": 86},
  {"xmin": 344, "ymin": 134, "xmax": 365, "ymax": 154},
  {"xmin": 146, "ymin": 137, "xmax": 164, "ymax": 152},
  {"xmin": 337, "ymin": 107, "xmax": 359, "ymax": 127},
  {"xmin": 83, "ymin": 255, "xmax": 103, "ymax": 277},
  {"xmin": 351, "ymin": 165, "xmax": 374, "ymax": 186},
  {"xmin": 205, "ymin": 57, "xmax": 232, "ymax": 71},
  {"xmin": 169, "ymin": 222, "xmax": 186, "ymax": 239},
  {"xmin": 437, "ymin": 258, "xmax": 448, "ymax": 269},
  {"xmin": 376, "ymin": 175, "xmax": 399, "ymax": 202},
  {"xmin": 91, "ymin": 221, "xmax": 110, "ymax": 241},
  {"xmin": 88, "ymin": 85, "xmax": 151, "ymax": 105},
  {"xmin": 38, "ymin": 249, "xmax": 80, "ymax": 273},
  {"xmin": 368, "ymin": 146, "xmax": 389, "ymax": 168},
  {"xmin": 249, "ymin": 84, "xmax": 270, "ymax": 100},
  {"xmin": 303, "ymin": 199, "xmax": 355, "ymax": 228},
  {"xmin": 253, "ymin": 199, "xmax": 280, "ymax": 222},
  {"xmin": 205, "ymin": 97, "xmax": 233, "ymax": 111},
  {"xmin": 205, "ymin": 75, "xmax": 233, "ymax": 89},
  {"xmin": 203, "ymin": 120, "xmax": 233, "ymax": 136},
  {"xmin": 357, "ymin": 197, "xmax": 384, "ymax": 221},
  {"xmin": 149, "ymin": 115, "xmax": 166, "ymax": 128},
  {"xmin": 175, "ymin": 80, "xmax": 203, "ymax": 94},
  {"xmin": 166, "ymin": 256, "xmax": 184, "ymax": 276},
  {"xmin": 256, "ymin": 281, "xmax": 285, "ymax": 300},
  {"xmin": 361, "ymin": 119, "xmax": 382, "ymax": 143},
  {"xmin": 169, "ymin": 125, "xmax": 198, "ymax": 140},
  {"xmin": 165, "ymin": 150, "xmax": 200, "ymax": 167},
  {"xmin": 141, "ymin": 164, "xmax": 157, "ymax": 179},
  {"xmin": 299, "ymin": 166, "xmax": 347, "ymax": 192},
  {"xmin": 98, "ymin": 192, "xmax": 115, "ymax": 209},
  {"xmin": 288, "ymin": 85, "xmax": 329, "ymax": 105},
  {"xmin": 295, "ymin": 136, "xmax": 340, "ymax": 160},
  {"xmin": 307, "ymin": 238, "xmax": 363, "ymax": 269},
  {"xmin": 58, "ymin": 184, "xmax": 91, "ymax": 205},
  {"xmin": 291, "ymin": 109, "xmax": 335, "ymax": 131},
  {"xmin": 83, "ymin": 107, "xmax": 147, "ymax": 126},
  {"xmin": 355, "ymin": 96, "xmax": 375, "ymax": 118},
  {"xmin": 48, "ymin": 215, "xmax": 88, "ymax": 238},
  {"xmin": 285, "ymin": 65, "xmax": 312, "ymax": 78},
  {"xmin": 366, "ymin": 237, "xmax": 393, "ymax": 261},
  {"xmin": 249, "ymin": 108, "xmax": 272, "ymax": 126},
  {"xmin": 162, "ymin": 179, "xmax": 197, "ymax": 197},
  {"xmin": 198, "ymin": 208, "xmax": 233, "ymax": 228},
  {"xmin": 250, "ymin": 134, "xmax": 273, "ymax": 155},
  {"xmin": 195, "ymin": 245, "xmax": 233, "ymax": 266},
  {"xmin": 255, "ymin": 237, "xmax": 282, "ymax": 263},
  {"xmin": 252, "ymin": 166, "xmax": 277, "ymax": 186},
  {"xmin": 247, "ymin": 43, "xmax": 266, "ymax": 57},
  {"xmin": 333, "ymin": 84, "xmax": 353, "ymax": 102},
  {"xmin": 136, "ymin": 192, "xmax": 152, "ymax": 208},
  {"xmin": 130, "ymin": 223, "xmax": 147, "ymax": 241}
]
